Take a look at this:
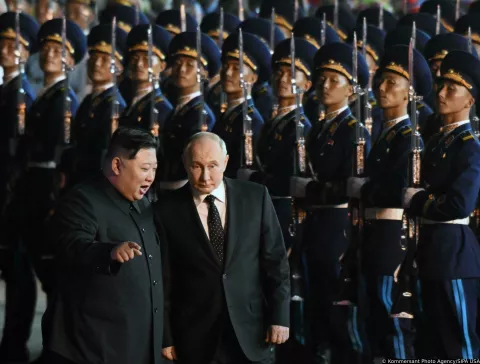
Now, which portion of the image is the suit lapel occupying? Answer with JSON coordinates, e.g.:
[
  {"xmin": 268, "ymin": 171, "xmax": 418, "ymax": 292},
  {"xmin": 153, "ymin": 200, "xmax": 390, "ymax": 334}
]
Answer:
[
  {"xmin": 180, "ymin": 184, "xmax": 223, "ymax": 270},
  {"xmin": 224, "ymin": 178, "xmax": 240, "ymax": 269}
]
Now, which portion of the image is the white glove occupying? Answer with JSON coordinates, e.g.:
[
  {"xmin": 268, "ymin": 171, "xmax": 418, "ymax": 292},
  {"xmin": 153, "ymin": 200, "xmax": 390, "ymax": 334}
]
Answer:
[
  {"xmin": 402, "ymin": 187, "xmax": 425, "ymax": 208},
  {"xmin": 290, "ymin": 177, "xmax": 312, "ymax": 198},
  {"xmin": 346, "ymin": 177, "xmax": 369, "ymax": 199},
  {"xmin": 237, "ymin": 168, "xmax": 256, "ymax": 181}
]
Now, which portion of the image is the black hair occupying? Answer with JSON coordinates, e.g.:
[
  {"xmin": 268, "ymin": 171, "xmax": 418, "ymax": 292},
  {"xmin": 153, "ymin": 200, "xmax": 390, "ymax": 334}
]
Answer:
[{"xmin": 105, "ymin": 127, "xmax": 158, "ymax": 160}]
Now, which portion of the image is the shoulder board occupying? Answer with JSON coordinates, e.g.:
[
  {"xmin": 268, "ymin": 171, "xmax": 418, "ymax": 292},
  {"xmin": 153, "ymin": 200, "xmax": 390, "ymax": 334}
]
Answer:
[
  {"xmin": 256, "ymin": 86, "xmax": 267, "ymax": 95},
  {"xmin": 347, "ymin": 118, "xmax": 357, "ymax": 127},
  {"xmin": 416, "ymin": 103, "xmax": 424, "ymax": 110},
  {"xmin": 107, "ymin": 96, "xmax": 114, "ymax": 102},
  {"xmin": 401, "ymin": 127, "xmax": 412, "ymax": 136},
  {"xmin": 155, "ymin": 96, "xmax": 164, "ymax": 103},
  {"xmin": 462, "ymin": 131, "xmax": 475, "ymax": 142}
]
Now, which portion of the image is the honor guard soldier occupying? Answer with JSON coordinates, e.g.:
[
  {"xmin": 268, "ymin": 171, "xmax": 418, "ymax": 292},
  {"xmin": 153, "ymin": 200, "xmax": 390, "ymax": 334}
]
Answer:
[
  {"xmin": 402, "ymin": 50, "xmax": 480, "ymax": 359},
  {"xmin": 315, "ymin": 4, "xmax": 356, "ymax": 43},
  {"xmin": 356, "ymin": 6, "xmax": 398, "ymax": 32},
  {"xmin": 99, "ymin": 4, "xmax": 149, "ymax": 105},
  {"xmin": 238, "ymin": 37, "xmax": 315, "ymax": 251},
  {"xmin": 293, "ymin": 17, "xmax": 340, "ymax": 124},
  {"xmin": 212, "ymin": 31, "xmax": 268, "ymax": 178},
  {"xmin": 5, "ymin": 16, "xmax": 86, "ymax": 364},
  {"xmin": 156, "ymin": 8, "xmax": 198, "ymax": 37},
  {"xmin": 66, "ymin": 23, "xmax": 127, "ymax": 186},
  {"xmin": 350, "ymin": 23, "xmax": 386, "ymax": 140},
  {"xmin": 384, "ymin": 26, "xmax": 434, "ymax": 132},
  {"xmin": 201, "ymin": 10, "xmax": 241, "ymax": 119},
  {"xmin": 259, "ymin": 0, "xmax": 305, "ymax": 38},
  {"xmin": 421, "ymin": 33, "xmax": 477, "ymax": 145},
  {"xmin": 119, "ymin": 24, "xmax": 173, "ymax": 134},
  {"xmin": 420, "ymin": 0, "xmax": 457, "ymax": 33},
  {"xmin": 0, "ymin": 11, "xmax": 39, "ymax": 364},
  {"xmin": 289, "ymin": 42, "xmax": 371, "ymax": 364},
  {"xmin": 158, "ymin": 31, "xmax": 219, "ymax": 191},
  {"xmin": 347, "ymin": 44, "xmax": 433, "ymax": 360},
  {"xmin": 398, "ymin": 12, "xmax": 447, "ymax": 38},
  {"xmin": 238, "ymin": 17, "xmax": 285, "ymax": 121},
  {"xmin": 455, "ymin": 13, "xmax": 480, "ymax": 58}
]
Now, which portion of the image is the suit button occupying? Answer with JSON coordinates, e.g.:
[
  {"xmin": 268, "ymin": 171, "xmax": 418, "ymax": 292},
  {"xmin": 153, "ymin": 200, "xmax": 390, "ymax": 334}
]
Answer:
[
  {"xmin": 154, "ymin": 308, "xmax": 158, "ymax": 313},
  {"xmin": 148, "ymin": 254, "xmax": 153, "ymax": 259},
  {"xmin": 142, "ymin": 228, "xmax": 145, "ymax": 233},
  {"xmin": 222, "ymin": 274, "xmax": 227, "ymax": 280},
  {"xmin": 153, "ymin": 280, "xmax": 157, "ymax": 286}
]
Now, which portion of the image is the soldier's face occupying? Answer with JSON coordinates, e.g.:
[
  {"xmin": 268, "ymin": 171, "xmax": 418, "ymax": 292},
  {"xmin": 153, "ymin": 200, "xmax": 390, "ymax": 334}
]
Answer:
[
  {"xmin": 66, "ymin": 2, "xmax": 93, "ymax": 30},
  {"xmin": 171, "ymin": 55, "xmax": 204, "ymax": 89},
  {"xmin": 221, "ymin": 58, "xmax": 257, "ymax": 94},
  {"xmin": 184, "ymin": 137, "xmax": 229, "ymax": 195},
  {"xmin": 316, "ymin": 70, "xmax": 353, "ymax": 106},
  {"xmin": 273, "ymin": 64, "xmax": 311, "ymax": 99},
  {"xmin": 112, "ymin": 148, "xmax": 157, "ymax": 202},
  {"xmin": 0, "ymin": 38, "xmax": 28, "ymax": 69},
  {"xmin": 36, "ymin": 0, "xmax": 59, "ymax": 25},
  {"xmin": 430, "ymin": 60, "xmax": 442, "ymax": 78},
  {"xmin": 128, "ymin": 51, "xmax": 163, "ymax": 82},
  {"xmin": 435, "ymin": 79, "xmax": 474, "ymax": 116},
  {"xmin": 40, "ymin": 41, "xmax": 74, "ymax": 74},
  {"xmin": 375, "ymin": 71, "xmax": 409, "ymax": 110},
  {"xmin": 88, "ymin": 52, "xmax": 123, "ymax": 84}
]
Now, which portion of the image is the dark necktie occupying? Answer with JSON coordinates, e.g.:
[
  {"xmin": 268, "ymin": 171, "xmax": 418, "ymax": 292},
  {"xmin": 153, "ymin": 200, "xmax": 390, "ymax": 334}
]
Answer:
[{"xmin": 204, "ymin": 194, "xmax": 225, "ymax": 263}]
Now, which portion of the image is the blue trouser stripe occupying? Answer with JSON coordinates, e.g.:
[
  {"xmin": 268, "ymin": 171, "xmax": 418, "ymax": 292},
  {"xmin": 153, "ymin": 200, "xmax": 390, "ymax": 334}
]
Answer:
[
  {"xmin": 452, "ymin": 279, "xmax": 468, "ymax": 358},
  {"xmin": 386, "ymin": 276, "xmax": 406, "ymax": 359},
  {"xmin": 347, "ymin": 306, "xmax": 361, "ymax": 353},
  {"xmin": 456, "ymin": 279, "xmax": 474, "ymax": 359},
  {"xmin": 381, "ymin": 276, "xmax": 399, "ymax": 358},
  {"xmin": 352, "ymin": 306, "xmax": 363, "ymax": 353}
]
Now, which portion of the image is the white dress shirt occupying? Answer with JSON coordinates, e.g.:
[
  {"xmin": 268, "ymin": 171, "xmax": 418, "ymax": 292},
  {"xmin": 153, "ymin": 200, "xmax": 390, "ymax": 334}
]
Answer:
[
  {"xmin": 37, "ymin": 75, "xmax": 66, "ymax": 99},
  {"xmin": 192, "ymin": 181, "xmax": 227, "ymax": 239}
]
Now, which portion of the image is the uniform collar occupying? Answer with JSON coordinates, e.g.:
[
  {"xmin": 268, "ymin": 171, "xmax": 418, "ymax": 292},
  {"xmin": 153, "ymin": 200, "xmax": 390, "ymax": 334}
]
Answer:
[
  {"xmin": 192, "ymin": 180, "xmax": 226, "ymax": 207},
  {"xmin": 325, "ymin": 105, "xmax": 349, "ymax": 122},
  {"xmin": 92, "ymin": 82, "xmax": 115, "ymax": 99},
  {"xmin": 276, "ymin": 104, "xmax": 297, "ymax": 118},
  {"xmin": 38, "ymin": 75, "xmax": 66, "ymax": 98},
  {"xmin": 2, "ymin": 71, "xmax": 20, "ymax": 86},
  {"xmin": 176, "ymin": 91, "xmax": 202, "ymax": 110},
  {"xmin": 383, "ymin": 114, "xmax": 409, "ymax": 131},
  {"xmin": 440, "ymin": 120, "xmax": 470, "ymax": 135}
]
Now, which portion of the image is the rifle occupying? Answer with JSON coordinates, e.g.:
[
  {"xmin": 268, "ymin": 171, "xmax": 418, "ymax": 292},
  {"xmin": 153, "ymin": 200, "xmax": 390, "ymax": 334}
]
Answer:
[
  {"xmin": 180, "ymin": 3, "xmax": 186, "ymax": 32},
  {"xmin": 379, "ymin": 4, "xmax": 384, "ymax": 31},
  {"xmin": 238, "ymin": 28, "xmax": 253, "ymax": 167},
  {"xmin": 455, "ymin": 0, "xmax": 461, "ymax": 22},
  {"xmin": 288, "ymin": 34, "xmax": 307, "ymax": 345},
  {"xmin": 362, "ymin": 17, "xmax": 373, "ymax": 135},
  {"xmin": 238, "ymin": 0, "xmax": 244, "ymax": 22},
  {"xmin": 317, "ymin": 14, "xmax": 327, "ymax": 122},
  {"xmin": 147, "ymin": 25, "xmax": 159, "ymax": 137},
  {"xmin": 391, "ymin": 37, "xmax": 422, "ymax": 319},
  {"xmin": 270, "ymin": 8, "xmax": 278, "ymax": 118},
  {"xmin": 334, "ymin": 31, "xmax": 366, "ymax": 306},
  {"xmin": 61, "ymin": 13, "xmax": 72, "ymax": 146},
  {"xmin": 110, "ymin": 17, "xmax": 119, "ymax": 136},
  {"xmin": 12, "ymin": 9, "xmax": 25, "ymax": 157},
  {"xmin": 435, "ymin": 5, "xmax": 441, "ymax": 36},
  {"xmin": 219, "ymin": 8, "xmax": 227, "ymax": 114},
  {"xmin": 196, "ymin": 26, "xmax": 208, "ymax": 131}
]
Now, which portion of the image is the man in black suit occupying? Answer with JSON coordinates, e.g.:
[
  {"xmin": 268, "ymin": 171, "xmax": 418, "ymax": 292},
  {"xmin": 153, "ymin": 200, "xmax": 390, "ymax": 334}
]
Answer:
[
  {"xmin": 41, "ymin": 128, "xmax": 164, "ymax": 364},
  {"xmin": 156, "ymin": 132, "xmax": 290, "ymax": 364}
]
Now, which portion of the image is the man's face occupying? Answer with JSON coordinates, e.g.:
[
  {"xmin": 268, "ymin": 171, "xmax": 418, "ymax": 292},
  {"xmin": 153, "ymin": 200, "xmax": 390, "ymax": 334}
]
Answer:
[
  {"xmin": 221, "ymin": 58, "xmax": 256, "ymax": 95},
  {"xmin": 40, "ymin": 41, "xmax": 74, "ymax": 74},
  {"xmin": 430, "ymin": 60, "xmax": 442, "ymax": 78},
  {"xmin": 0, "ymin": 38, "xmax": 28, "ymax": 69},
  {"xmin": 435, "ymin": 79, "xmax": 473, "ymax": 116},
  {"xmin": 374, "ymin": 71, "xmax": 409, "ymax": 110},
  {"xmin": 36, "ymin": 0, "xmax": 59, "ymax": 25},
  {"xmin": 128, "ymin": 51, "xmax": 163, "ymax": 82},
  {"xmin": 88, "ymin": 52, "xmax": 123, "ymax": 84},
  {"xmin": 171, "ymin": 55, "xmax": 204, "ymax": 89},
  {"xmin": 184, "ymin": 138, "xmax": 229, "ymax": 195},
  {"xmin": 273, "ymin": 64, "xmax": 311, "ymax": 99},
  {"xmin": 114, "ymin": 148, "xmax": 157, "ymax": 201},
  {"xmin": 316, "ymin": 70, "xmax": 352, "ymax": 107},
  {"xmin": 66, "ymin": 2, "xmax": 92, "ymax": 31}
]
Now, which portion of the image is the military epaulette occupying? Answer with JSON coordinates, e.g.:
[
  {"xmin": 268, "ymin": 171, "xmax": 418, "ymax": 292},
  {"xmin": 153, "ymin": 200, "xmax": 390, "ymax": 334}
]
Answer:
[
  {"xmin": 401, "ymin": 127, "xmax": 412, "ymax": 136},
  {"xmin": 347, "ymin": 117, "xmax": 357, "ymax": 127},
  {"xmin": 416, "ymin": 103, "xmax": 424, "ymax": 110},
  {"xmin": 462, "ymin": 131, "xmax": 475, "ymax": 142},
  {"xmin": 256, "ymin": 86, "xmax": 267, "ymax": 95},
  {"xmin": 155, "ymin": 96, "xmax": 164, "ymax": 103},
  {"xmin": 369, "ymin": 99, "xmax": 377, "ymax": 107}
]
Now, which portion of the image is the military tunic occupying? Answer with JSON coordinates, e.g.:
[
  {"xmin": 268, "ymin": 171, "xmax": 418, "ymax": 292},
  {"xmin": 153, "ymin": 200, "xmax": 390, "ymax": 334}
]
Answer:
[
  {"xmin": 252, "ymin": 81, "xmax": 275, "ymax": 122},
  {"xmin": 212, "ymin": 98, "xmax": 264, "ymax": 178}
]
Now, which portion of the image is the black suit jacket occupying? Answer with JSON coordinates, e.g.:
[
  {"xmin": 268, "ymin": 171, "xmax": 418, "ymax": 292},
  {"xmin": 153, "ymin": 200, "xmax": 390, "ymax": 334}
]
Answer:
[
  {"xmin": 43, "ymin": 177, "xmax": 164, "ymax": 364},
  {"xmin": 155, "ymin": 178, "xmax": 290, "ymax": 363}
]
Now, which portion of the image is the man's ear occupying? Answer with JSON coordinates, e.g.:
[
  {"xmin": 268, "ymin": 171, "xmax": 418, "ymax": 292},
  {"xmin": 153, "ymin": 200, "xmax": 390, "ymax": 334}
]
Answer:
[
  {"xmin": 111, "ymin": 157, "xmax": 121, "ymax": 176},
  {"xmin": 67, "ymin": 53, "xmax": 75, "ymax": 68},
  {"xmin": 467, "ymin": 95, "xmax": 475, "ymax": 109},
  {"xmin": 223, "ymin": 155, "xmax": 229, "ymax": 171},
  {"xmin": 201, "ymin": 66, "xmax": 209, "ymax": 79}
]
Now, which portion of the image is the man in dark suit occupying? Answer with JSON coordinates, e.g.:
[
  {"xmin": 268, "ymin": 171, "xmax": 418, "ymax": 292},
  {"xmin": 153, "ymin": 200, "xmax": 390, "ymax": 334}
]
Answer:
[
  {"xmin": 156, "ymin": 132, "xmax": 290, "ymax": 364},
  {"xmin": 41, "ymin": 127, "xmax": 164, "ymax": 364}
]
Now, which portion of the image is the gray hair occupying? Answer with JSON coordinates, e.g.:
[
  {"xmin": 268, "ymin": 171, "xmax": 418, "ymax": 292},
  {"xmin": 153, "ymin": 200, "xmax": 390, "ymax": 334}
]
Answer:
[{"xmin": 183, "ymin": 132, "xmax": 228, "ymax": 161}]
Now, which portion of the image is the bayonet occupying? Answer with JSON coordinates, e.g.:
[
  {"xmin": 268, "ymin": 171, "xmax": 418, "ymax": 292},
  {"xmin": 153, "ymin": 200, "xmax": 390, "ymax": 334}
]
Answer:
[
  {"xmin": 412, "ymin": 22, "xmax": 416, "ymax": 50},
  {"xmin": 238, "ymin": 0, "xmax": 244, "ymax": 22},
  {"xmin": 269, "ymin": 7, "xmax": 275, "ymax": 55},
  {"xmin": 135, "ymin": 1, "xmax": 139, "ymax": 25},
  {"xmin": 180, "ymin": 3, "xmax": 186, "ymax": 32},
  {"xmin": 379, "ymin": 4, "xmax": 384, "ymax": 31},
  {"xmin": 239, "ymin": 28, "xmax": 253, "ymax": 166},
  {"xmin": 436, "ymin": 5, "xmax": 441, "ymax": 35},
  {"xmin": 467, "ymin": 27, "xmax": 480, "ymax": 137},
  {"xmin": 362, "ymin": 18, "xmax": 373, "ymax": 135},
  {"xmin": 456, "ymin": 0, "xmax": 460, "ymax": 22},
  {"xmin": 219, "ymin": 7, "xmax": 227, "ymax": 113},
  {"xmin": 196, "ymin": 26, "xmax": 208, "ymax": 131},
  {"xmin": 294, "ymin": 0, "xmax": 299, "ymax": 24},
  {"xmin": 14, "ymin": 9, "xmax": 25, "ymax": 138},
  {"xmin": 403, "ymin": 0, "xmax": 408, "ymax": 15},
  {"xmin": 147, "ymin": 25, "xmax": 159, "ymax": 136},
  {"xmin": 61, "ymin": 13, "xmax": 71, "ymax": 145},
  {"xmin": 469, "ymin": 27, "xmax": 473, "ymax": 54},
  {"xmin": 110, "ymin": 17, "xmax": 119, "ymax": 135},
  {"xmin": 361, "ymin": 17, "xmax": 367, "ymax": 62},
  {"xmin": 334, "ymin": 0, "xmax": 339, "ymax": 31},
  {"xmin": 291, "ymin": 35, "xmax": 306, "ymax": 174},
  {"xmin": 320, "ymin": 13, "xmax": 326, "ymax": 47}
]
